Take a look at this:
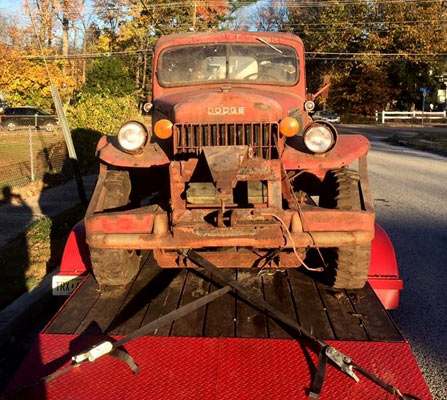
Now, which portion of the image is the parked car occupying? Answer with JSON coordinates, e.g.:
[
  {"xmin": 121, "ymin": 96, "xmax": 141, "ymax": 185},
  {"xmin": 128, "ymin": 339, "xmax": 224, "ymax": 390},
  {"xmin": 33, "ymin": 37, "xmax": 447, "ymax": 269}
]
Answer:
[
  {"xmin": 0, "ymin": 106, "xmax": 58, "ymax": 131},
  {"xmin": 312, "ymin": 110, "xmax": 341, "ymax": 124}
]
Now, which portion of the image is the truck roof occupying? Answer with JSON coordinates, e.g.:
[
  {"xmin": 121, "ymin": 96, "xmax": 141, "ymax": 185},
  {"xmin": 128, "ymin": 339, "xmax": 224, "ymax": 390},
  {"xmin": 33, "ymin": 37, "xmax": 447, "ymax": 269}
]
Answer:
[{"xmin": 154, "ymin": 30, "xmax": 304, "ymax": 53}]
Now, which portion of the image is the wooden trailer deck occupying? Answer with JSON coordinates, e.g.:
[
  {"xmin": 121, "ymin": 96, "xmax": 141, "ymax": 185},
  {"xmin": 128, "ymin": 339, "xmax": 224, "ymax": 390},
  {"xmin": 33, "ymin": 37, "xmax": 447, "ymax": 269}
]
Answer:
[{"xmin": 45, "ymin": 255, "xmax": 404, "ymax": 342}]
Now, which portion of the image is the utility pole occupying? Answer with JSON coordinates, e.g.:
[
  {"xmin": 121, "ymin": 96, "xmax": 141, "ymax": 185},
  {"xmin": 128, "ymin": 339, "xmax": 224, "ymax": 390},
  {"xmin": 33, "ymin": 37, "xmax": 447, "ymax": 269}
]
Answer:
[
  {"xmin": 26, "ymin": 0, "xmax": 87, "ymax": 208},
  {"xmin": 419, "ymin": 87, "xmax": 430, "ymax": 128},
  {"xmin": 443, "ymin": 77, "xmax": 447, "ymax": 108},
  {"xmin": 422, "ymin": 90, "xmax": 426, "ymax": 128},
  {"xmin": 51, "ymin": 85, "xmax": 87, "ymax": 207},
  {"xmin": 192, "ymin": 2, "xmax": 197, "ymax": 31}
]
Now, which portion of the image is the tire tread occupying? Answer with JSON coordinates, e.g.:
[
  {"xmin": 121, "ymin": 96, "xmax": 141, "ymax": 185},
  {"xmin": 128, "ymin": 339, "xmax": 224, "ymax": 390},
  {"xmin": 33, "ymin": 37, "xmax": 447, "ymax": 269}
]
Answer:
[{"xmin": 319, "ymin": 168, "xmax": 371, "ymax": 289}]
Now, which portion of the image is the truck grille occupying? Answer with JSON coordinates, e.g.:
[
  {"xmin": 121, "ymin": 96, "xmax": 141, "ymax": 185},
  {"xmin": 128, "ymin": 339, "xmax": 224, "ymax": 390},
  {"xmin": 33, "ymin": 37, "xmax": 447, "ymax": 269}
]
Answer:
[{"xmin": 174, "ymin": 122, "xmax": 279, "ymax": 159}]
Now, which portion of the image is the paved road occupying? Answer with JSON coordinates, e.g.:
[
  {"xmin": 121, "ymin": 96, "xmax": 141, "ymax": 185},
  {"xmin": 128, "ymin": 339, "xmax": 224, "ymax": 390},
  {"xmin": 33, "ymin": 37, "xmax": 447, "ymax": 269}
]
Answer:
[
  {"xmin": 339, "ymin": 125, "xmax": 447, "ymax": 398},
  {"xmin": 0, "ymin": 176, "xmax": 96, "ymax": 247}
]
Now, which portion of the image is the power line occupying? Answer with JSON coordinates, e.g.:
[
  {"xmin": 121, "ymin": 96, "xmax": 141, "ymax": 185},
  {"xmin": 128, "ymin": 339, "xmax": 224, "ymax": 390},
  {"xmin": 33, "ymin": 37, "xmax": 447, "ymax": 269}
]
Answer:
[
  {"xmin": 307, "ymin": 51, "xmax": 447, "ymax": 56},
  {"xmin": 307, "ymin": 57, "xmax": 446, "ymax": 62},
  {"xmin": 21, "ymin": 49, "xmax": 152, "ymax": 60},
  {"xmin": 285, "ymin": 19, "xmax": 447, "ymax": 27},
  {"xmin": 0, "ymin": 0, "xmax": 445, "ymax": 14},
  {"xmin": 10, "ymin": 14, "xmax": 447, "ymax": 29},
  {"xmin": 18, "ymin": 47, "xmax": 447, "ymax": 61},
  {"xmin": 289, "ymin": 28, "xmax": 445, "ymax": 33},
  {"xmin": 0, "ymin": 9, "xmax": 443, "ymax": 29}
]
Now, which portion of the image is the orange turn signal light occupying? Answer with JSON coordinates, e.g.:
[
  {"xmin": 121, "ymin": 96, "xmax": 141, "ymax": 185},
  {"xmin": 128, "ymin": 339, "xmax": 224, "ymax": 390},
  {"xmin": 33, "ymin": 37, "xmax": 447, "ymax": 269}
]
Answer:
[
  {"xmin": 154, "ymin": 119, "xmax": 173, "ymax": 139},
  {"xmin": 279, "ymin": 117, "xmax": 299, "ymax": 137}
]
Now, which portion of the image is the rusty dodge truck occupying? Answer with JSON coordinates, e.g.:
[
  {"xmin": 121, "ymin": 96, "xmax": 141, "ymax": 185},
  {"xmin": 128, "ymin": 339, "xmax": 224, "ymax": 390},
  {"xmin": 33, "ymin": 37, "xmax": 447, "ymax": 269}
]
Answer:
[{"xmin": 84, "ymin": 31, "xmax": 374, "ymax": 289}]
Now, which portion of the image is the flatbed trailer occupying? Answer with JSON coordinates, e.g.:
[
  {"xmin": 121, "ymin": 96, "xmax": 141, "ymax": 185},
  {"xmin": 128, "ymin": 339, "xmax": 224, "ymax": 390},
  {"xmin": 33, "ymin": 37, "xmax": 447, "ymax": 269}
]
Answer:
[{"xmin": 4, "ymin": 253, "xmax": 432, "ymax": 399}]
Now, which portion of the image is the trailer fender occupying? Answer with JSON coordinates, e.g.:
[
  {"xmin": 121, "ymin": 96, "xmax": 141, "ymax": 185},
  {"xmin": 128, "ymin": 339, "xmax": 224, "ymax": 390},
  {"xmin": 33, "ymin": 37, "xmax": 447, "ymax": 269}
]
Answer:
[
  {"xmin": 367, "ymin": 223, "xmax": 403, "ymax": 310},
  {"xmin": 59, "ymin": 220, "xmax": 91, "ymax": 276}
]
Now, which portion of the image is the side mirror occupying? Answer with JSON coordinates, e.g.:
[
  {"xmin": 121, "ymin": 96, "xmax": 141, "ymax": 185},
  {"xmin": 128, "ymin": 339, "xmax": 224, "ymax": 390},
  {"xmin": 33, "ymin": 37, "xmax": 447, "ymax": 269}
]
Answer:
[
  {"xmin": 308, "ymin": 75, "xmax": 331, "ymax": 101},
  {"xmin": 308, "ymin": 83, "xmax": 331, "ymax": 101}
]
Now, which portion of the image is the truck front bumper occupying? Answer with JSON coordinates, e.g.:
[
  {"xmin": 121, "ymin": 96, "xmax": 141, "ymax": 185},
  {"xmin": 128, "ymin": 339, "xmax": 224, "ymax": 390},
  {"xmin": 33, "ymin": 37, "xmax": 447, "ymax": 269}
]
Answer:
[{"xmin": 86, "ymin": 207, "xmax": 375, "ymax": 250}]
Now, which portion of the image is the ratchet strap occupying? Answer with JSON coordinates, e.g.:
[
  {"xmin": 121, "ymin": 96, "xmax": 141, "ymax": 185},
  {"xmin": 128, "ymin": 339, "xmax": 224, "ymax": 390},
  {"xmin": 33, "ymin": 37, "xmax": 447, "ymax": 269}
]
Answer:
[
  {"xmin": 185, "ymin": 250, "xmax": 420, "ymax": 400},
  {"xmin": 307, "ymin": 346, "xmax": 420, "ymax": 400},
  {"xmin": 308, "ymin": 348, "xmax": 329, "ymax": 399},
  {"xmin": 4, "ymin": 285, "xmax": 232, "ymax": 398}
]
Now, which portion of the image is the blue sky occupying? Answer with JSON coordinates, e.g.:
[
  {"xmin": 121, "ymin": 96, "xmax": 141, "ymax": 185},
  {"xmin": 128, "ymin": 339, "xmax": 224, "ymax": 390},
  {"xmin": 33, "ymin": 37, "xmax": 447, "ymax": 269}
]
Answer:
[
  {"xmin": 0, "ymin": 0, "xmax": 95, "ymax": 14},
  {"xmin": 0, "ymin": 0, "xmax": 20, "ymax": 11}
]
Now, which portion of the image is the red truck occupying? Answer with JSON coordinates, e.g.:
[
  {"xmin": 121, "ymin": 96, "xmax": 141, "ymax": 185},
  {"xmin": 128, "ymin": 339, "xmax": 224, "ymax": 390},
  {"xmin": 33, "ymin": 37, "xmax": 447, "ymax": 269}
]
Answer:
[{"xmin": 84, "ymin": 31, "xmax": 375, "ymax": 291}]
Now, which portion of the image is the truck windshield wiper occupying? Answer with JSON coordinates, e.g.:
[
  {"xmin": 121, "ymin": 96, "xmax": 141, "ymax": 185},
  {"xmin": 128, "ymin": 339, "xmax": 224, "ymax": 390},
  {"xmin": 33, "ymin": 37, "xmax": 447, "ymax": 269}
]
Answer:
[{"xmin": 256, "ymin": 37, "xmax": 283, "ymax": 55}]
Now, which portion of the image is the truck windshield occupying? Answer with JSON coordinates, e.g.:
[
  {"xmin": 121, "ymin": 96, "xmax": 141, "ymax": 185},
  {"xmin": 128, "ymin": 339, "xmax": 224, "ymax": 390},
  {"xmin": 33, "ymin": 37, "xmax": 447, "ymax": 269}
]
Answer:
[{"xmin": 158, "ymin": 43, "xmax": 299, "ymax": 86}]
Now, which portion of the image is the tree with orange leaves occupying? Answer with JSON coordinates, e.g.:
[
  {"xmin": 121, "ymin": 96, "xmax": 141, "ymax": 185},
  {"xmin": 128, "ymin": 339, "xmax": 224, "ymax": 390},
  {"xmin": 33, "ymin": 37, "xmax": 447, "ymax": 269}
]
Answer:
[
  {"xmin": 92, "ymin": 0, "xmax": 230, "ymax": 94},
  {"xmin": 0, "ymin": 44, "xmax": 76, "ymax": 109}
]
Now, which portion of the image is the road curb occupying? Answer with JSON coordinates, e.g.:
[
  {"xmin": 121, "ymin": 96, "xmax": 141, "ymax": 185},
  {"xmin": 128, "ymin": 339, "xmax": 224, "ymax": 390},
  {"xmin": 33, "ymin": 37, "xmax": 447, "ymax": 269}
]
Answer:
[{"xmin": 0, "ymin": 270, "xmax": 57, "ymax": 351}]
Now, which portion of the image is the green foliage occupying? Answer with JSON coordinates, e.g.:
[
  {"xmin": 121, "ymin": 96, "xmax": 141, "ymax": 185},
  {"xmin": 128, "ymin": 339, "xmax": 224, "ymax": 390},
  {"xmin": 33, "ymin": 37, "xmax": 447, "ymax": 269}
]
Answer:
[
  {"xmin": 7, "ymin": 88, "xmax": 53, "ymax": 110},
  {"xmin": 328, "ymin": 63, "xmax": 398, "ymax": 115},
  {"xmin": 83, "ymin": 57, "xmax": 137, "ymax": 97},
  {"xmin": 67, "ymin": 93, "xmax": 142, "ymax": 135},
  {"xmin": 287, "ymin": 1, "xmax": 447, "ymax": 114},
  {"xmin": 0, "ymin": 45, "xmax": 75, "ymax": 110},
  {"xmin": 66, "ymin": 93, "xmax": 142, "ymax": 168}
]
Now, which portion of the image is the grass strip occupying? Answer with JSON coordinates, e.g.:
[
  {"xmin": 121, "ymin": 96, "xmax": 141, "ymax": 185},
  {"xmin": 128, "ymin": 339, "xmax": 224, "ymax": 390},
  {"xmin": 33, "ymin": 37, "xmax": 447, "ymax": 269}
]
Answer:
[
  {"xmin": 383, "ymin": 133, "xmax": 447, "ymax": 157},
  {"xmin": 0, "ymin": 204, "xmax": 85, "ymax": 310}
]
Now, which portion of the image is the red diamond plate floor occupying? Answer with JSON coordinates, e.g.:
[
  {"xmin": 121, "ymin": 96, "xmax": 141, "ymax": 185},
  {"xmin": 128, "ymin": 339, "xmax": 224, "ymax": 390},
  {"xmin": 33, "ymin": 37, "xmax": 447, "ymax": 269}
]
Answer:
[{"xmin": 4, "ymin": 334, "xmax": 432, "ymax": 400}]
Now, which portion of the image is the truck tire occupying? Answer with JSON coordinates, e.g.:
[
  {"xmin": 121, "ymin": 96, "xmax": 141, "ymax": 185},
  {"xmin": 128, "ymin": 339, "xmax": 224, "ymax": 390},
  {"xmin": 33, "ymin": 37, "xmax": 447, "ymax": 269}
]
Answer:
[
  {"xmin": 7, "ymin": 122, "xmax": 16, "ymax": 131},
  {"xmin": 103, "ymin": 170, "xmax": 131, "ymax": 210},
  {"xmin": 90, "ymin": 248, "xmax": 141, "ymax": 286},
  {"xmin": 319, "ymin": 169, "xmax": 371, "ymax": 289},
  {"xmin": 90, "ymin": 169, "xmax": 139, "ymax": 286}
]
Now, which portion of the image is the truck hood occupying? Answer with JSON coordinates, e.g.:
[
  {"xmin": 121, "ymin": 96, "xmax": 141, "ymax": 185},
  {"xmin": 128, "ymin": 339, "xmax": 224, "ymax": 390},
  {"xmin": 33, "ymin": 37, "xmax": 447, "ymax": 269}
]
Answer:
[{"xmin": 154, "ymin": 87, "xmax": 304, "ymax": 123}]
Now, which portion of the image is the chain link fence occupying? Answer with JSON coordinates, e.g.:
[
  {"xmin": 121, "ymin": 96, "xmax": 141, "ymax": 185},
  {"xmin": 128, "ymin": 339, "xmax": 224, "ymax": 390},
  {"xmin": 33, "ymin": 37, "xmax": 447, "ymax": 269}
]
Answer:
[{"xmin": 0, "ymin": 128, "xmax": 68, "ymax": 190}]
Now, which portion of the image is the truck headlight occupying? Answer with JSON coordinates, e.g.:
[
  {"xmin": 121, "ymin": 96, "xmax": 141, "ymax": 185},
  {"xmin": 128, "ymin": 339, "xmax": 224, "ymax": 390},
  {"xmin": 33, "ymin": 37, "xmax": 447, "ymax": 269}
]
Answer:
[
  {"xmin": 117, "ymin": 121, "xmax": 148, "ymax": 152},
  {"xmin": 303, "ymin": 122, "xmax": 336, "ymax": 154}
]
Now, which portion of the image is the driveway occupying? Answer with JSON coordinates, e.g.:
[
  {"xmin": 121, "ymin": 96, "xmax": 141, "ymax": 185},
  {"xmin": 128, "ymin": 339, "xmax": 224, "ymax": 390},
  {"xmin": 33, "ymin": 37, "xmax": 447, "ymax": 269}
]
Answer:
[{"xmin": 0, "ymin": 176, "xmax": 96, "ymax": 247}]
